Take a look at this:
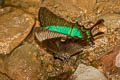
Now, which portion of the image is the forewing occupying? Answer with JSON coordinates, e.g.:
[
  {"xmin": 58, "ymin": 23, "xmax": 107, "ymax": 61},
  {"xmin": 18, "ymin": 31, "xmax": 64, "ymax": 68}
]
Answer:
[{"xmin": 39, "ymin": 7, "xmax": 73, "ymax": 27}]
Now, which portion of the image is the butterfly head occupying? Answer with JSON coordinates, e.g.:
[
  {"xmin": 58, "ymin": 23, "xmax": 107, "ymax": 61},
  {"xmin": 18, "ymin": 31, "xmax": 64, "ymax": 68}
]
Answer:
[{"xmin": 78, "ymin": 19, "xmax": 105, "ymax": 43}]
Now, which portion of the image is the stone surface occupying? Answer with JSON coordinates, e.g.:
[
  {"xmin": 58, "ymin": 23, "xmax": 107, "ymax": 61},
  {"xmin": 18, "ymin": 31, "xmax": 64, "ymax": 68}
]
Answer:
[
  {"xmin": 100, "ymin": 45, "xmax": 120, "ymax": 74},
  {"xmin": 0, "ymin": 7, "xmax": 12, "ymax": 16},
  {"xmin": 2, "ymin": 44, "xmax": 41, "ymax": 80},
  {"xmin": 0, "ymin": 0, "xmax": 119, "ymax": 80},
  {"xmin": 73, "ymin": 64, "xmax": 107, "ymax": 80},
  {"xmin": 0, "ymin": 8, "xmax": 35, "ymax": 54},
  {"xmin": 99, "ymin": 14, "xmax": 120, "ymax": 29},
  {"xmin": 0, "ymin": 72, "xmax": 10, "ymax": 80},
  {"xmin": 5, "ymin": 0, "xmax": 42, "ymax": 18},
  {"xmin": 55, "ymin": 0, "xmax": 96, "ymax": 13},
  {"xmin": 47, "ymin": 71, "xmax": 73, "ymax": 80},
  {"xmin": 42, "ymin": 0, "xmax": 96, "ymax": 19}
]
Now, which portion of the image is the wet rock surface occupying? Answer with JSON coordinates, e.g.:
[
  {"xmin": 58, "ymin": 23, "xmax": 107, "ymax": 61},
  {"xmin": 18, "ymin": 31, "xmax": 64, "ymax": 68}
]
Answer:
[{"xmin": 0, "ymin": 8, "xmax": 35, "ymax": 54}]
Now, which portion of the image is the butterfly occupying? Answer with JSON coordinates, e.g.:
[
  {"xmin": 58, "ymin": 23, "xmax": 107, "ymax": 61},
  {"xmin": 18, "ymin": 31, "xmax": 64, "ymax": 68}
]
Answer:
[{"xmin": 35, "ymin": 7, "xmax": 104, "ymax": 60}]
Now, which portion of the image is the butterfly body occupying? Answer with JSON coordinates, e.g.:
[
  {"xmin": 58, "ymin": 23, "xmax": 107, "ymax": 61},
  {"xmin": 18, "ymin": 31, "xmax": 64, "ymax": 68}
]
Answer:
[{"xmin": 35, "ymin": 7, "xmax": 104, "ymax": 60}]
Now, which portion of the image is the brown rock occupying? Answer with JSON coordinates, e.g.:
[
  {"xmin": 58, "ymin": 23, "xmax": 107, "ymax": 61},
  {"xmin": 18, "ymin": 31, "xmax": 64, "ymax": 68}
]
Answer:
[
  {"xmin": 42, "ymin": 0, "xmax": 96, "ymax": 20},
  {"xmin": 72, "ymin": 0, "xmax": 96, "ymax": 12},
  {"xmin": 0, "ymin": 8, "xmax": 35, "ymax": 54},
  {"xmin": 100, "ymin": 45, "xmax": 120, "ymax": 74},
  {"xmin": 47, "ymin": 71, "xmax": 73, "ymax": 80},
  {"xmin": 0, "ymin": 72, "xmax": 11, "ymax": 80},
  {"xmin": 99, "ymin": 14, "xmax": 120, "ymax": 29},
  {"xmin": 55, "ymin": 0, "xmax": 96, "ymax": 13},
  {"xmin": 0, "ymin": 7, "xmax": 12, "ymax": 15},
  {"xmin": 3, "ymin": 44, "xmax": 41, "ymax": 80},
  {"xmin": 5, "ymin": 0, "xmax": 42, "ymax": 18}
]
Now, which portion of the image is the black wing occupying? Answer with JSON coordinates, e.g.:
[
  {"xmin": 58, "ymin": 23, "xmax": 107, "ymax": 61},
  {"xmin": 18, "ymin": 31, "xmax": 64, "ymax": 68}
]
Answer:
[
  {"xmin": 42, "ymin": 38, "xmax": 90, "ymax": 60},
  {"xmin": 39, "ymin": 7, "xmax": 74, "ymax": 27}
]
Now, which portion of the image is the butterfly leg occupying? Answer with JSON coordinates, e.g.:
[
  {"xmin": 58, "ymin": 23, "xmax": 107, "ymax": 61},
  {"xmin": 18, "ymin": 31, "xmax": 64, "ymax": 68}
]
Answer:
[{"xmin": 54, "ymin": 53, "xmax": 65, "ymax": 61}]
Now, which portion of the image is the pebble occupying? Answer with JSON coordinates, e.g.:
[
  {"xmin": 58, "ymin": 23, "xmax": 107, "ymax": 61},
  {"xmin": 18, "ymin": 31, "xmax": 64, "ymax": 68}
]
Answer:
[{"xmin": 73, "ymin": 64, "xmax": 107, "ymax": 80}]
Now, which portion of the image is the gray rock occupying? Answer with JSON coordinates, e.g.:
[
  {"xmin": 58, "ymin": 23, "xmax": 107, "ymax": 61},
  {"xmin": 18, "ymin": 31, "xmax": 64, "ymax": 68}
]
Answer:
[{"xmin": 73, "ymin": 64, "xmax": 107, "ymax": 80}]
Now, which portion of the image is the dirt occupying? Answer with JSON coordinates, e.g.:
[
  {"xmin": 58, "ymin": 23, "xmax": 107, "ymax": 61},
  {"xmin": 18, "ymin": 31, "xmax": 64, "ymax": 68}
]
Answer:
[{"xmin": 0, "ymin": 0, "xmax": 120, "ymax": 80}]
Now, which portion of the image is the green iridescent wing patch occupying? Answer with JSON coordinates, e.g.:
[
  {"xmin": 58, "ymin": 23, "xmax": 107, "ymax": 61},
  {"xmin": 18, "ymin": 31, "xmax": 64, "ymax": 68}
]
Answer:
[
  {"xmin": 45, "ymin": 26, "xmax": 83, "ymax": 38},
  {"xmin": 37, "ymin": 7, "xmax": 85, "ymax": 40}
]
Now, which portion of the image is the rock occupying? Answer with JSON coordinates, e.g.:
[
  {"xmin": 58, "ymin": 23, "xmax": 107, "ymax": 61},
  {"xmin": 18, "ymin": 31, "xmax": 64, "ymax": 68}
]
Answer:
[
  {"xmin": 0, "ymin": 72, "xmax": 11, "ymax": 80},
  {"xmin": 0, "ymin": 8, "xmax": 35, "ymax": 54},
  {"xmin": 3, "ymin": 44, "xmax": 41, "ymax": 80},
  {"xmin": 42, "ymin": 0, "xmax": 97, "ymax": 20},
  {"xmin": 47, "ymin": 71, "xmax": 73, "ymax": 80},
  {"xmin": 73, "ymin": 64, "xmax": 107, "ymax": 80},
  {"xmin": 0, "ymin": 7, "xmax": 12, "ymax": 16},
  {"xmin": 44, "ymin": 0, "xmax": 96, "ymax": 13},
  {"xmin": 100, "ymin": 45, "xmax": 120, "ymax": 74},
  {"xmin": 57, "ymin": 0, "xmax": 96, "ymax": 12},
  {"xmin": 72, "ymin": 0, "xmax": 96, "ymax": 13},
  {"xmin": 5, "ymin": 0, "xmax": 42, "ymax": 18},
  {"xmin": 99, "ymin": 13, "xmax": 120, "ymax": 29}
]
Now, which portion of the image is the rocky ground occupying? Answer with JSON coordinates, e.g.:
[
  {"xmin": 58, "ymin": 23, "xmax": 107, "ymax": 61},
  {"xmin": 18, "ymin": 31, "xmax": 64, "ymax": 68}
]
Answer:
[{"xmin": 0, "ymin": 0, "xmax": 120, "ymax": 80}]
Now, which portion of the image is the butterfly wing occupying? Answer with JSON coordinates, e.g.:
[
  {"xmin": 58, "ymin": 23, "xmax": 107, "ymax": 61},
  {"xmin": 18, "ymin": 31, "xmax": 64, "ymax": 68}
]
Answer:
[
  {"xmin": 41, "ymin": 38, "xmax": 90, "ymax": 60},
  {"xmin": 35, "ymin": 27, "xmax": 66, "ymax": 56},
  {"xmin": 35, "ymin": 27, "xmax": 67, "ymax": 42},
  {"xmin": 35, "ymin": 28, "xmax": 85, "ymax": 58},
  {"xmin": 39, "ymin": 7, "xmax": 74, "ymax": 27}
]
